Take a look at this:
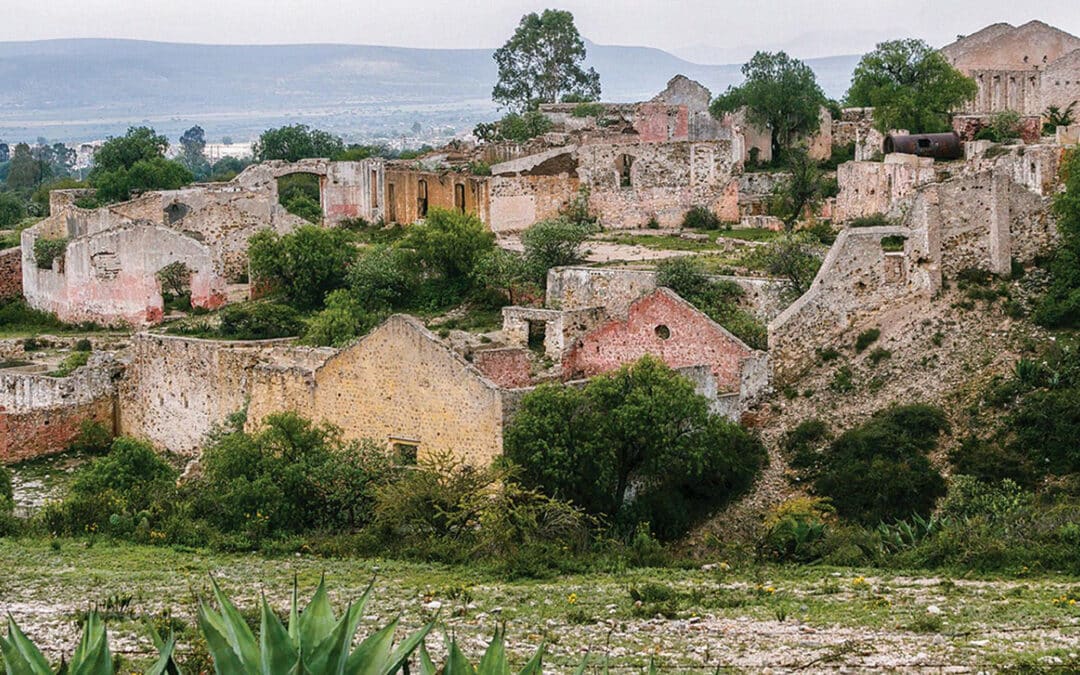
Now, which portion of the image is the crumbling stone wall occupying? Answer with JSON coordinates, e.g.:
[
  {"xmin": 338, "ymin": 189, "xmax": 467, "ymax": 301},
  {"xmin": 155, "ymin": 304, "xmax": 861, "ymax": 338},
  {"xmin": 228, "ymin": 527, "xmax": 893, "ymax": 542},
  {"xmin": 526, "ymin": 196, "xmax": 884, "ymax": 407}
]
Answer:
[
  {"xmin": 473, "ymin": 348, "xmax": 533, "ymax": 389},
  {"xmin": 577, "ymin": 141, "xmax": 737, "ymax": 229},
  {"xmin": 545, "ymin": 266, "xmax": 787, "ymax": 322},
  {"xmin": 769, "ymin": 190, "xmax": 943, "ymax": 380},
  {"xmin": 488, "ymin": 174, "xmax": 577, "ymax": 234},
  {"xmin": 117, "ymin": 334, "xmax": 296, "ymax": 454},
  {"xmin": 0, "ymin": 354, "xmax": 118, "ymax": 464},
  {"xmin": 501, "ymin": 305, "xmax": 608, "ymax": 360},
  {"xmin": 562, "ymin": 288, "xmax": 756, "ymax": 391},
  {"xmin": 0, "ymin": 247, "xmax": 22, "ymax": 300},
  {"xmin": 835, "ymin": 155, "xmax": 936, "ymax": 222}
]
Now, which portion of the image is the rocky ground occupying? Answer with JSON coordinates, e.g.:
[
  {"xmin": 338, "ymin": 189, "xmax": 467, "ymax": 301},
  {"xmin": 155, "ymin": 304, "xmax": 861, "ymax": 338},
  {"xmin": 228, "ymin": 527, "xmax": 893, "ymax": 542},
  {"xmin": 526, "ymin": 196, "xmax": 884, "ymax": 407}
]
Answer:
[{"xmin": 1, "ymin": 539, "xmax": 1078, "ymax": 673}]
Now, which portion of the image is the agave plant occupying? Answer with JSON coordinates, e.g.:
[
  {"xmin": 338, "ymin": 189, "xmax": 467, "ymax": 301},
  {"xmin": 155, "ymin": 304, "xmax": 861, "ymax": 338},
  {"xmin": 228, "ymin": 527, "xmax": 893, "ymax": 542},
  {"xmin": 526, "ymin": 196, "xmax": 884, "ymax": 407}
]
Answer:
[
  {"xmin": 197, "ymin": 576, "xmax": 431, "ymax": 675},
  {"xmin": 0, "ymin": 611, "xmax": 176, "ymax": 675},
  {"xmin": 417, "ymin": 627, "xmax": 544, "ymax": 675}
]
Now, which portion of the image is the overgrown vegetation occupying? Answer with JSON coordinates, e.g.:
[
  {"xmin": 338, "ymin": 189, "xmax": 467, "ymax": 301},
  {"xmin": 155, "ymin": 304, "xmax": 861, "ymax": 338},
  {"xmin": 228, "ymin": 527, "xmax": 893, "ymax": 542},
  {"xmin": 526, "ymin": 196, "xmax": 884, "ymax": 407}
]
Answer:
[
  {"xmin": 504, "ymin": 356, "xmax": 766, "ymax": 541},
  {"xmin": 1034, "ymin": 149, "xmax": 1080, "ymax": 328},
  {"xmin": 655, "ymin": 256, "xmax": 767, "ymax": 349}
]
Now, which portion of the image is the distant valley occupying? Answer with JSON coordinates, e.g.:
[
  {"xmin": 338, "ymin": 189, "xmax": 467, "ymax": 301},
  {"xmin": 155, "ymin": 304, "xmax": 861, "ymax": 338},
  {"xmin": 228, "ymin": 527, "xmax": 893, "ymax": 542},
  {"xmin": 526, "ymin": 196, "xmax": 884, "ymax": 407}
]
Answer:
[{"xmin": 0, "ymin": 38, "xmax": 859, "ymax": 144}]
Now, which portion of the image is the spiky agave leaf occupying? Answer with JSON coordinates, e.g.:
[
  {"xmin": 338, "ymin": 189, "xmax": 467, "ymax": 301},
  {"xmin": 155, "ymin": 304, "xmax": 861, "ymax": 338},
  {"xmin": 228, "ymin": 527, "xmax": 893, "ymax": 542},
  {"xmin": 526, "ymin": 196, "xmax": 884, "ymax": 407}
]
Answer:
[
  {"xmin": 1, "ymin": 614, "xmax": 54, "ymax": 675},
  {"xmin": 68, "ymin": 611, "xmax": 113, "ymax": 675},
  {"xmin": 259, "ymin": 595, "xmax": 298, "ymax": 675},
  {"xmin": 347, "ymin": 617, "xmax": 431, "ymax": 675}
]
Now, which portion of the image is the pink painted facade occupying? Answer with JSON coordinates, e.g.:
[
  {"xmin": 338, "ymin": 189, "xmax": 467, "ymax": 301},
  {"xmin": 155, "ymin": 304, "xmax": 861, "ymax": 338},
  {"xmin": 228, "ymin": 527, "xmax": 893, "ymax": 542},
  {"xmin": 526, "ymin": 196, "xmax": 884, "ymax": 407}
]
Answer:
[
  {"xmin": 473, "ymin": 348, "xmax": 533, "ymax": 389},
  {"xmin": 633, "ymin": 103, "xmax": 690, "ymax": 142},
  {"xmin": 562, "ymin": 288, "xmax": 754, "ymax": 391}
]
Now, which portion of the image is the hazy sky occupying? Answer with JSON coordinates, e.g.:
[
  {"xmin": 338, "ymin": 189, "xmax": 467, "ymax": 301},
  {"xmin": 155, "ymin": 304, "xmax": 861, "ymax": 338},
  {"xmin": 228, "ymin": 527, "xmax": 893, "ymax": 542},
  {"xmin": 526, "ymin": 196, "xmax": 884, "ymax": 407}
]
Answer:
[{"xmin": 3, "ymin": 0, "xmax": 1079, "ymax": 62}]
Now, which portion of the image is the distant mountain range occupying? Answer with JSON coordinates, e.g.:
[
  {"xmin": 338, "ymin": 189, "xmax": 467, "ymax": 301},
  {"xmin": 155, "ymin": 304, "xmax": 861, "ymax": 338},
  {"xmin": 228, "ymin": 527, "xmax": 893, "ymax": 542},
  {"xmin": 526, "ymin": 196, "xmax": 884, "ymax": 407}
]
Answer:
[{"xmin": 0, "ymin": 39, "xmax": 860, "ymax": 144}]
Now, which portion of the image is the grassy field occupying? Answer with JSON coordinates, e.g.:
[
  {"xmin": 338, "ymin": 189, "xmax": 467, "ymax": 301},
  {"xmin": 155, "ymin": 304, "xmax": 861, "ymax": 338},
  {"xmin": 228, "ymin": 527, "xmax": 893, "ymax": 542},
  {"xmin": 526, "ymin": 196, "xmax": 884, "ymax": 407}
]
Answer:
[{"xmin": 0, "ymin": 538, "xmax": 1077, "ymax": 672}]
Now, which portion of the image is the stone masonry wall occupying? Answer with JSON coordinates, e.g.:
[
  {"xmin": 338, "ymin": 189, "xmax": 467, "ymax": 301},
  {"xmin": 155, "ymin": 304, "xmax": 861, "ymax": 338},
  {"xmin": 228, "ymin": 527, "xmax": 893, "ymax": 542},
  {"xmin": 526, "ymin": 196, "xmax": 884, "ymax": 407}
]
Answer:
[
  {"xmin": 249, "ymin": 316, "xmax": 507, "ymax": 468},
  {"xmin": 835, "ymin": 155, "xmax": 936, "ymax": 222},
  {"xmin": 473, "ymin": 348, "xmax": 534, "ymax": 389},
  {"xmin": 488, "ymin": 175, "xmax": 578, "ymax": 234},
  {"xmin": 117, "ymin": 334, "xmax": 295, "ymax": 455},
  {"xmin": 0, "ymin": 247, "xmax": 22, "ymax": 300}
]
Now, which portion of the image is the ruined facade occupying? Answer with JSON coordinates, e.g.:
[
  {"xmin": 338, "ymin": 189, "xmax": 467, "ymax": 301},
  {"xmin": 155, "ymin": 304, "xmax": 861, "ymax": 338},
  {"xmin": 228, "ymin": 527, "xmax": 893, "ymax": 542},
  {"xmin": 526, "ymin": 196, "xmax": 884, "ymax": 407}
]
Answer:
[{"xmin": 942, "ymin": 21, "xmax": 1080, "ymax": 115}]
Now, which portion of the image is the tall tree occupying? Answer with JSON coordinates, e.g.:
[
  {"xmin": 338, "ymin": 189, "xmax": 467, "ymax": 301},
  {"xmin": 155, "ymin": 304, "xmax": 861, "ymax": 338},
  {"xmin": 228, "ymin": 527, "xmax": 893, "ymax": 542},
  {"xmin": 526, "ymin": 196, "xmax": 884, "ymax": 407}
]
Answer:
[
  {"xmin": 253, "ymin": 125, "xmax": 344, "ymax": 162},
  {"xmin": 88, "ymin": 127, "xmax": 192, "ymax": 203},
  {"xmin": 5, "ymin": 143, "xmax": 40, "ymax": 191},
  {"xmin": 492, "ymin": 9, "xmax": 601, "ymax": 112},
  {"xmin": 178, "ymin": 125, "xmax": 211, "ymax": 179},
  {"xmin": 845, "ymin": 39, "xmax": 977, "ymax": 134},
  {"xmin": 710, "ymin": 51, "xmax": 827, "ymax": 161}
]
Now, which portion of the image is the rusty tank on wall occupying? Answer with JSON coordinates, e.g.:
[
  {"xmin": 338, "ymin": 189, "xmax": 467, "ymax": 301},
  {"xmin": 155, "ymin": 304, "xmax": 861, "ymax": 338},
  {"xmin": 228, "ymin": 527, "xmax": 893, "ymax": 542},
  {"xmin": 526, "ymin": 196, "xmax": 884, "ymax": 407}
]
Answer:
[{"xmin": 883, "ymin": 132, "xmax": 964, "ymax": 160}]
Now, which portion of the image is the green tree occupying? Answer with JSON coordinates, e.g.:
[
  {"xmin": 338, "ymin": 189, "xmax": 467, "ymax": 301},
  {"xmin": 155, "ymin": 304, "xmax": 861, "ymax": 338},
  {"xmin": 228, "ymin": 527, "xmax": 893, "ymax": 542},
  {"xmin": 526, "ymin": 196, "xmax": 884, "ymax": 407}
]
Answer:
[
  {"xmin": 521, "ymin": 217, "xmax": 592, "ymax": 280},
  {"xmin": 88, "ymin": 127, "xmax": 192, "ymax": 202},
  {"xmin": 768, "ymin": 148, "xmax": 825, "ymax": 230},
  {"xmin": 403, "ymin": 207, "xmax": 495, "ymax": 283},
  {"xmin": 471, "ymin": 247, "xmax": 532, "ymax": 305},
  {"xmin": 504, "ymin": 356, "xmax": 766, "ymax": 540},
  {"xmin": 253, "ymin": 124, "xmax": 345, "ymax": 162},
  {"xmin": 710, "ymin": 51, "xmax": 827, "ymax": 160},
  {"xmin": 756, "ymin": 232, "xmax": 822, "ymax": 299},
  {"xmin": 492, "ymin": 9, "xmax": 601, "ymax": 113},
  {"xmin": 5, "ymin": 143, "xmax": 41, "ymax": 191},
  {"xmin": 0, "ymin": 191, "xmax": 25, "ymax": 228},
  {"xmin": 178, "ymin": 125, "xmax": 211, "ymax": 179},
  {"xmin": 347, "ymin": 245, "xmax": 421, "ymax": 310},
  {"xmin": 845, "ymin": 39, "xmax": 977, "ymax": 133},
  {"xmin": 248, "ymin": 225, "xmax": 358, "ymax": 310}
]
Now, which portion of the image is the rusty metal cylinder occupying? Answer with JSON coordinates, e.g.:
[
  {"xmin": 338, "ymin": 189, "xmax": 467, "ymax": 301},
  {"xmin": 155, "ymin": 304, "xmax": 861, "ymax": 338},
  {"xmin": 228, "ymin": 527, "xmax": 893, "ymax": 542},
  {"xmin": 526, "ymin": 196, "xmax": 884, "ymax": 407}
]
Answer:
[{"xmin": 883, "ymin": 132, "xmax": 963, "ymax": 160}]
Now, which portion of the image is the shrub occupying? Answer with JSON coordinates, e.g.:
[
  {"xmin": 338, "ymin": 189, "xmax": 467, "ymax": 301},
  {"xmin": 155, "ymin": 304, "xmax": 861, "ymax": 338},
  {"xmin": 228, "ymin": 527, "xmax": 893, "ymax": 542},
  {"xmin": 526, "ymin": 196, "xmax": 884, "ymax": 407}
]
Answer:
[
  {"xmin": 682, "ymin": 205, "xmax": 721, "ymax": 230},
  {"xmin": 302, "ymin": 289, "xmax": 385, "ymax": 347},
  {"xmin": 190, "ymin": 413, "xmax": 392, "ymax": 541},
  {"xmin": 347, "ymin": 246, "xmax": 420, "ymax": 310},
  {"xmin": 217, "ymin": 302, "xmax": 303, "ymax": 340},
  {"xmin": 46, "ymin": 437, "xmax": 179, "ymax": 536},
  {"xmin": 571, "ymin": 102, "xmax": 606, "ymax": 118},
  {"xmin": 782, "ymin": 418, "xmax": 830, "ymax": 467},
  {"xmin": 761, "ymin": 497, "xmax": 835, "ymax": 562},
  {"xmin": 806, "ymin": 405, "xmax": 948, "ymax": 525},
  {"xmin": 521, "ymin": 217, "xmax": 592, "ymax": 279},
  {"xmin": 248, "ymin": 225, "xmax": 357, "ymax": 310},
  {"xmin": 67, "ymin": 420, "xmax": 114, "ymax": 455},
  {"xmin": 868, "ymin": 347, "xmax": 892, "ymax": 365},
  {"xmin": 504, "ymin": 355, "xmax": 766, "ymax": 540},
  {"xmin": 47, "ymin": 350, "xmax": 89, "ymax": 377},
  {"xmin": 403, "ymin": 208, "xmax": 495, "ymax": 283},
  {"xmin": 854, "ymin": 328, "xmax": 880, "ymax": 352},
  {"xmin": 829, "ymin": 365, "xmax": 855, "ymax": 393},
  {"xmin": 1008, "ymin": 387, "xmax": 1080, "ymax": 476},
  {"xmin": 73, "ymin": 338, "xmax": 93, "ymax": 352},
  {"xmin": 948, "ymin": 436, "xmax": 1037, "ymax": 487},
  {"xmin": 939, "ymin": 476, "xmax": 1031, "ymax": 523},
  {"xmin": 33, "ymin": 237, "xmax": 68, "ymax": 269},
  {"xmin": 1034, "ymin": 149, "xmax": 1080, "ymax": 328},
  {"xmin": 0, "ymin": 463, "xmax": 11, "ymax": 505},
  {"xmin": 284, "ymin": 193, "xmax": 323, "ymax": 223},
  {"xmin": 848, "ymin": 213, "xmax": 891, "ymax": 228}
]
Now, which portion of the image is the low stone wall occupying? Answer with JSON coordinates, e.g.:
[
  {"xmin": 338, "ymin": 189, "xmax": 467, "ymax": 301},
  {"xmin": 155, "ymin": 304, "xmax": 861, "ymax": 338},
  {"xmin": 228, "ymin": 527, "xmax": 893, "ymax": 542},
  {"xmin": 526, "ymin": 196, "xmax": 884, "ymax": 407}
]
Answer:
[
  {"xmin": 0, "ymin": 247, "xmax": 22, "ymax": 300},
  {"xmin": 0, "ymin": 353, "xmax": 119, "ymax": 464}
]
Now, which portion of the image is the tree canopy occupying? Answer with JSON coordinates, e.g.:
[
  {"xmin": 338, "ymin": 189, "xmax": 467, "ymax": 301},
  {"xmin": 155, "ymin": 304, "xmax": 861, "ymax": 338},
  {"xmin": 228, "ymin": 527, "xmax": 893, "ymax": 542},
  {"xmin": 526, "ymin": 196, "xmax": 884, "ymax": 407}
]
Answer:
[
  {"xmin": 845, "ymin": 39, "xmax": 977, "ymax": 133},
  {"xmin": 710, "ymin": 51, "xmax": 827, "ymax": 160},
  {"xmin": 253, "ymin": 124, "xmax": 345, "ymax": 162},
  {"xmin": 87, "ymin": 127, "xmax": 193, "ymax": 203},
  {"xmin": 178, "ymin": 125, "xmax": 211, "ymax": 179},
  {"xmin": 492, "ymin": 9, "xmax": 601, "ymax": 112},
  {"xmin": 504, "ymin": 356, "xmax": 766, "ymax": 540}
]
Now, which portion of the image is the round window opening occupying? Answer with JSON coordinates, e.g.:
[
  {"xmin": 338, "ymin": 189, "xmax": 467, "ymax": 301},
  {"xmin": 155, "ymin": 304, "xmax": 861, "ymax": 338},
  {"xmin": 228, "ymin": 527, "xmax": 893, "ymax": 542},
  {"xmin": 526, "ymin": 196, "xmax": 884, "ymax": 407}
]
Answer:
[{"xmin": 655, "ymin": 324, "xmax": 671, "ymax": 340}]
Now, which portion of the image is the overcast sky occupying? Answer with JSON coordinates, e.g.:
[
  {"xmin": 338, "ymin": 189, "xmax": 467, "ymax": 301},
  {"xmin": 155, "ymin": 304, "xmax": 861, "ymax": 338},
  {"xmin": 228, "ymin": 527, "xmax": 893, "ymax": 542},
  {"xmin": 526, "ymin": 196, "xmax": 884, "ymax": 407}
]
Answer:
[{"xmin": 3, "ymin": 0, "xmax": 1079, "ymax": 62}]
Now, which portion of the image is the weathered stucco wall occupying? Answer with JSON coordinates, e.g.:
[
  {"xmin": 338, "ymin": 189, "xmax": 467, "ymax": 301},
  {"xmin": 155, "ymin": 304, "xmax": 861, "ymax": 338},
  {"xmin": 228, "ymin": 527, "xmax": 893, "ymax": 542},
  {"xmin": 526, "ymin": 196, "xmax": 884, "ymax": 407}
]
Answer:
[
  {"xmin": 22, "ymin": 219, "xmax": 227, "ymax": 326},
  {"xmin": 489, "ymin": 175, "xmax": 578, "ymax": 233},
  {"xmin": 835, "ymin": 155, "xmax": 936, "ymax": 222},
  {"xmin": 563, "ymin": 289, "xmax": 755, "ymax": 392},
  {"xmin": 385, "ymin": 168, "xmax": 489, "ymax": 225}
]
